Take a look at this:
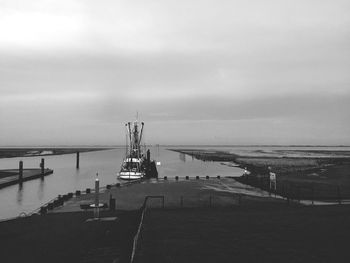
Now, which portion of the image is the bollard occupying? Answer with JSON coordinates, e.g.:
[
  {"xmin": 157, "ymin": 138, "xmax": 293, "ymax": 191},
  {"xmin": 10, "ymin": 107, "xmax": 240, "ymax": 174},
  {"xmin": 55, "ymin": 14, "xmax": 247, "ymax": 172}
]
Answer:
[
  {"xmin": 75, "ymin": 190, "xmax": 81, "ymax": 196},
  {"xmin": 106, "ymin": 184, "xmax": 111, "ymax": 189},
  {"xmin": 19, "ymin": 161, "xmax": 23, "ymax": 182},
  {"xmin": 40, "ymin": 158, "xmax": 45, "ymax": 176},
  {"xmin": 116, "ymin": 183, "xmax": 121, "ymax": 187},
  {"xmin": 206, "ymin": 175, "xmax": 209, "ymax": 180},
  {"xmin": 185, "ymin": 176, "xmax": 189, "ymax": 180},
  {"xmin": 196, "ymin": 176, "xmax": 199, "ymax": 180},
  {"xmin": 217, "ymin": 175, "xmax": 221, "ymax": 179},
  {"xmin": 68, "ymin": 192, "xmax": 73, "ymax": 199},
  {"xmin": 109, "ymin": 195, "xmax": 116, "ymax": 211},
  {"xmin": 76, "ymin": 152, "xmax": 80, "ymax": 169},
  {"xmin": 175, "ymin": 176, "xmax": 179, "ymax": 180},
  {"xmin": 164, "ymin": 176, "xmax": 167, "ymax": 180},
  {"xmin": 86, "ymin": 188, "xmax": 91, "ymax": 194}
]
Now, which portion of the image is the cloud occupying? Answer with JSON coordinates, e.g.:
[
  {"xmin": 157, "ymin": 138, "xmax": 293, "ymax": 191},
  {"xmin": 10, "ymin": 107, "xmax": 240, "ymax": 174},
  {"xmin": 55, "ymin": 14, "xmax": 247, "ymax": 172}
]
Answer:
[{"xmin": 0, "ymin": 0, "xmax": 350, "ymax": 145}]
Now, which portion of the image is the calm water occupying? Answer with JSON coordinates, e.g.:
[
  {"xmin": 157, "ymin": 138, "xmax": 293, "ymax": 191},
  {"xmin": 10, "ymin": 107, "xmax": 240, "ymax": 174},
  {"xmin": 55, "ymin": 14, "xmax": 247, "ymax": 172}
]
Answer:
[
  {"xmin": 1, "ymin": 145, "xmax": 349, "ymax": 220},
  {"xmin": 0, "ymin": 146, "xmax": 243, "ymax": 220}
]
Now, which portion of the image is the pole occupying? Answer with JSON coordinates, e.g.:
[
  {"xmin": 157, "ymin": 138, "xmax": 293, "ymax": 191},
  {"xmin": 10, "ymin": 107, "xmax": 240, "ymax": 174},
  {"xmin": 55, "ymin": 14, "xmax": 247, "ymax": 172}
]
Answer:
[
  {"xmin": 19, "ymin": 160, "xmax": 23, "ymax": 182},
  {"xmin": 76, "ymin": 152, "xmax": 80, "ymax": 169},
  {"xmin": 94, "ymin": 174, "xmax": 100, "ymax": 219},
  {"xmin": 40, "ymin": 158, "xmax": 45, "ymax": 176}
]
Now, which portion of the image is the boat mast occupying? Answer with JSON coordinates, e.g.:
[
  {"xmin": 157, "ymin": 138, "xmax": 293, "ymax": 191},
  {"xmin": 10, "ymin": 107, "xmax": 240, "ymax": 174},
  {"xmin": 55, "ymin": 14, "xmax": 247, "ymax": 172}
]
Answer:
[
  {"xmin": 127, "ymin": 122, "xmax": 132, "ymax": 156},
  {"xmin": 139, "ymin": 122, "xmax": 145, "ymax": 147},
  {"xmin": 125, "ymin": 123, "xmax": 128, "ymax": 156}
]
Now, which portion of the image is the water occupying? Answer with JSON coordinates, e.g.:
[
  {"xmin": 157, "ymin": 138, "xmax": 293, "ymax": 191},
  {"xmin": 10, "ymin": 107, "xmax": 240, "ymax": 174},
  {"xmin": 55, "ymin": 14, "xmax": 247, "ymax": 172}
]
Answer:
[
  {"xmin": 0, "ymin": 146, "xmax": 243, "ymax": 220},
  {"xmin": 2, "ymin": 145, "xmax": 349, "ymax": 220}
]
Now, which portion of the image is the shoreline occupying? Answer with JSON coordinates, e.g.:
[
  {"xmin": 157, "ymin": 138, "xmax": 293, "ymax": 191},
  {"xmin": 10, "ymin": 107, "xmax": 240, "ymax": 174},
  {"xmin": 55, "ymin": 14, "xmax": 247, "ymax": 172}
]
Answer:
[
  {"xmin": 0, "ymin": 147, "xmax": 114, "ymax": 159},
  {"xmin": 170, "ymin": 148, "xmax": 350, "ymax": 200}
]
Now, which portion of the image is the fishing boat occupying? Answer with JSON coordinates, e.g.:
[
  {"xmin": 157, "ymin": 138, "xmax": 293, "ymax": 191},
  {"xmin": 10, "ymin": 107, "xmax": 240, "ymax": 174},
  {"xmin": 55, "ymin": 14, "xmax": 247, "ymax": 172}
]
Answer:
[{"xmin": 118, "ymin": 120, "xmax": 146, "ymax": 180}]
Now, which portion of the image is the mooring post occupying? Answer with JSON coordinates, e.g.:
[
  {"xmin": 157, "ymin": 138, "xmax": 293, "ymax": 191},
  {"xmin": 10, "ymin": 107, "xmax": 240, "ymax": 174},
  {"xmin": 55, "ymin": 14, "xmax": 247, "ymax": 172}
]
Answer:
[
  {"xmin": 109, "ymin": 194, "xmax": 116, "ymax": 211},
  {"xmin": 76, "ymin": 152, "xmax": 80, "ymax": 169},
  {"xmin": 18, "ymin": 160, "xmax": 23, "ymax": 182},
  {"xmin": 40, "ymin": 158, "xmax": 45, "ymax": 176}
]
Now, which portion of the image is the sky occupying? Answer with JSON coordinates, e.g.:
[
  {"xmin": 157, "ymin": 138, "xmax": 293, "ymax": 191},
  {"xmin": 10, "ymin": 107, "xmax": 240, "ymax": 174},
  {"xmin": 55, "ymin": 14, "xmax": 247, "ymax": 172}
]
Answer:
[{"xmin": 0, "ymin": 0, "xmax": 349, "ymax": 146}]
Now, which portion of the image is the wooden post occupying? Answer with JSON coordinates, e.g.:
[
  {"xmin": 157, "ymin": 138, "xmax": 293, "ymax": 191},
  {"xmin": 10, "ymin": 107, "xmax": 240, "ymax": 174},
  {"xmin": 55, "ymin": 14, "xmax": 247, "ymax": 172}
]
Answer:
[
  {"xmin": 19, "ymin": 161, "xmax": 23, "ymax": 182},
  {"xmin": 40, "ymin": 158, "xmax": 45, "ymax": 176},
  {"xmin": 76, "ymin": 152, "xmax": 80, "ymax": 169}
]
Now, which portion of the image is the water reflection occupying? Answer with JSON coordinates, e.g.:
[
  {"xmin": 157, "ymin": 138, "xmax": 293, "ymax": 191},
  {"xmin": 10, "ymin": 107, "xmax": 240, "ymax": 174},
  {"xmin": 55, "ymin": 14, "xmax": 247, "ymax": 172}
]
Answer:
[
  {"xmin": 17, "ymin": 183, "xmax": 23, "ymax": 204},
  {"xmin": 0, "ymin": 147, "xmax": 245, "ymax": 219},
  {"xmin": 38, "ymin": 178, "xmax": 45, "ymax": 201},
  {"xmin": 179, "ymin": 153, "xmax": 186, "ymax": 162}
]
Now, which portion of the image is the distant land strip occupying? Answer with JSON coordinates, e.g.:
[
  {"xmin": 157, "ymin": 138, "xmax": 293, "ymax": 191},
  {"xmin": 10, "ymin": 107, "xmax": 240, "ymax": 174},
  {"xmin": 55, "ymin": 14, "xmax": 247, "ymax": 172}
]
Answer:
[{"xmin": 0, "ymin": 147, "xmax": 114, "ymax": 159}]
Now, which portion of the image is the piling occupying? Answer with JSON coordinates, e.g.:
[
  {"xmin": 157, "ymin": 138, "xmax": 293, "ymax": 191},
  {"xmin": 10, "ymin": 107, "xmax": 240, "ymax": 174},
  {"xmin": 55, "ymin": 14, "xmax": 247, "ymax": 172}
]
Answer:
[
  {"xmin": 40, "ymin": 158, "xmax": 45, "ymax": 176},
  {"xmin": 18, "ymin": 161, "xmax": 23, "ymax": 182},
  {"xmin": 76, "ymin": 152, "xmax": 80, "ymax": 169}
]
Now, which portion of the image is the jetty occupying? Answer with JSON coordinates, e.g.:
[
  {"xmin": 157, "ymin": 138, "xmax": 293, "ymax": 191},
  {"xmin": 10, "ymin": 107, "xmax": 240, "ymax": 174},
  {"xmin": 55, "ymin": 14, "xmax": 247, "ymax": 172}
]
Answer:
[{"xmin": 0, "ymin": 168, "xmax": 53, "ymax": 189}]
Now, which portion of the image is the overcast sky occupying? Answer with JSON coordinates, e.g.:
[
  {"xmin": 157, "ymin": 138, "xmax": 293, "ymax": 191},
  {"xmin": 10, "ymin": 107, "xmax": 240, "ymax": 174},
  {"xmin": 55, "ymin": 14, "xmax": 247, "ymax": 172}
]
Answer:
[{"xmin": 0, "ymin": 0, "xmax": 349, "ymax": 146}]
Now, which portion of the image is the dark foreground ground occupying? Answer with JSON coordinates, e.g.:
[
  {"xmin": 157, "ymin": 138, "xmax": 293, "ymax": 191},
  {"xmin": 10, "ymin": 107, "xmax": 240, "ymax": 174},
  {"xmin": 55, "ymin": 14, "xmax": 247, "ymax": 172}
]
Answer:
[
  {"xmin": 136, "ymin": 205, "xmax": 350, "ymax": 263},
  {"xmin": 1, "ymin": 201, "xmax": 350, "ymax": 262},
  {"xmin": 0, "ymin": 210, "xmax": 140, "ymax": 263}
]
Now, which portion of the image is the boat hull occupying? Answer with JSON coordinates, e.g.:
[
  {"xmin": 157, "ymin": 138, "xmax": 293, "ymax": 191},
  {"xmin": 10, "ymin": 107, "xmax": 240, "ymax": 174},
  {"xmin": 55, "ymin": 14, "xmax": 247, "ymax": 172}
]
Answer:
[{"xmin": 118, "ymin": 172, "xmax": 144, "ymax": 180}]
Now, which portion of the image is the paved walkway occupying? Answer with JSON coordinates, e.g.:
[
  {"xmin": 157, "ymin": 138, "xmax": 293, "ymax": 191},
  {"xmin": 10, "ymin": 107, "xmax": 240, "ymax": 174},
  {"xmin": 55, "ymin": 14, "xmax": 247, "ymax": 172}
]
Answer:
[{"xmin": 52, "ymin": 178, "xmax": 284, "ymax": 213}]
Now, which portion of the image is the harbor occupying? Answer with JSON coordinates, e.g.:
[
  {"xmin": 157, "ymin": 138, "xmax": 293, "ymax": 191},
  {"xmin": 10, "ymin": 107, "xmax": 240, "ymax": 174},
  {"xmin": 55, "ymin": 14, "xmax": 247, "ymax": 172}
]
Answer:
[{"xmin": 1, "ymin": 146, "xmax": 350, "ymax": 263}]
